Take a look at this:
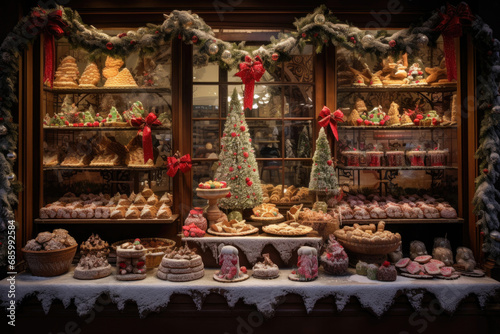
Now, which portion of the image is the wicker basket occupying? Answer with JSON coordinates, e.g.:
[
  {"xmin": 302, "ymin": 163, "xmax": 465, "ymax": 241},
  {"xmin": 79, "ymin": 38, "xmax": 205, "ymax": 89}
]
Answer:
[
  {"xmin": 334, "ymin": 233, "xmax": 401, "ymax": 255},
  {"xmin": 301, "ymin": 218, "xmax": 340, "ymax": 239},
  {"xmin": 22, "ymin": 244, "xmax": 77, "ymax": 277},
  {"xmin": 111, "ymin": 238, "xmax": 175, "ymax": 268}
]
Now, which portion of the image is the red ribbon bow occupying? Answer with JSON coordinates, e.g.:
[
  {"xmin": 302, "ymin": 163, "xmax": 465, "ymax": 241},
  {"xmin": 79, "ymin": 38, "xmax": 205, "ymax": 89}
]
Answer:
[
  {"xmin": 36, "ymin": 9, "xmax": 68, "ymax": 88},
  {"xmin": 318, "ymin": 106, "xmax": 344, "ymax": 141},
  {"xmin": 234, "ymin": 55, "xmax": 266, "ymax": 110},
  {"xmin": 166, "ymin": 151, "xmax": 192, "ymax": 177},
  {"xmin": 130, "ymin": 113, "xmax": 162, "ymax": 164},
  {"xmin": 434, "ymin": 3, "xmax": 474, "ymax": 81}
]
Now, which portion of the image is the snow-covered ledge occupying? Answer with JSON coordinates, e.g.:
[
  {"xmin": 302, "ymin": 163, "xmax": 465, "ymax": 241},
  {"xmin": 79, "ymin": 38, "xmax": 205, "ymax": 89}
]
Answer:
[{"xmin": 1, "ymin": 268, "xmax": 499, "ymax": 319}]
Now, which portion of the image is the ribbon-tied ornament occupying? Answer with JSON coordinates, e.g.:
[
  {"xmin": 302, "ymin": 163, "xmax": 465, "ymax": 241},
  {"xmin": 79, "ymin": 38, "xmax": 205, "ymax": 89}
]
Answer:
[
  {"xmin": 434, "ymin": 3, "xmax": 474, "ymax": 81},
  {"xmin": 318, "ymin": 106, "xmax": 344, "ymax": 141},
  {"xmin": 29, "ymin": 8, "xmax": 68, "ymax": 88},
  {"xmin": 130, "ymin": 112, "xmax": 162, "ymax": 164},
  {"xmin": 166, "ymin": 151, "xmax": 192, "ymax": 177},
  {"xmin": 234, "ymin": 55, "xmax": 266, "ymax": 110}
]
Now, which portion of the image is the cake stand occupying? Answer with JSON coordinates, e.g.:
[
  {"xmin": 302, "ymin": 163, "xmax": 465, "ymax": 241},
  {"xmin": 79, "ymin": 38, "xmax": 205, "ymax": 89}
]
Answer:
[{"xmin": 196, "ymin": 187, "xmax": 231, "ymax": 224}]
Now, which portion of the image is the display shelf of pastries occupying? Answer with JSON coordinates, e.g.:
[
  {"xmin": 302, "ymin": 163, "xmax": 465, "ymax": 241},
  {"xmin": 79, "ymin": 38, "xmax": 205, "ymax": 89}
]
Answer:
[
  {"xmin": 43, "ymin": 125, "xmax": 171, "ymax": 131},
  {"xmin": 337, "ymin": 164, "xmax": 457, "ymax": 170},
  {"xmin": 43, "ymin": 165, "xmax": 168, "ymax": 171},
  {"xmin": 337, "ymin": 85, "xmax": 456, "ymax": 93},
  {"xmin": 43, "ymin": 86, "xmax": 171, "ymax": 94},
  {"xmin": 340, "ymin": 218, "xmax": 464, "ymax": 225},
  {"xmin": 34, "ymin": 215, "xmax": 179, "ymax": 224},
  {"xmin": 337, "ymin": 125, "xmax": 457, "ymax": 130}
]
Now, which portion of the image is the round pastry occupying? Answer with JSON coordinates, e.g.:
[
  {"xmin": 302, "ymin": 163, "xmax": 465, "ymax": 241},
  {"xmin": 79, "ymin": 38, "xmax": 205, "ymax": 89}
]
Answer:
[
  {"xmin": 377, "ymin": 261, "xmax": 397, "ymax": 281},
  {"xmin": 252, "ymin": 254, "xmax": 279, "ymax": 279}
]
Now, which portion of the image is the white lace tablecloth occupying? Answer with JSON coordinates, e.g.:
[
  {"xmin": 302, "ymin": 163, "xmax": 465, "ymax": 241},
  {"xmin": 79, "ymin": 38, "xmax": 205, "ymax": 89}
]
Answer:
[
  {"xmin": 1, "ymin": 268, "xmax": 499, "ymax": 318},
  {"xmin": 183, "ymin": 235, "xmax": 323, "ymax": 264}
]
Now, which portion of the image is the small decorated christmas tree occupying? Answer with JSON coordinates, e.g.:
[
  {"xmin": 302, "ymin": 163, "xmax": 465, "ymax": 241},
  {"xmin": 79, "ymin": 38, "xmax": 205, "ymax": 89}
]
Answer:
[
  {"xmin": 214, "ymin": 89, "xmax": 263, "ymax": 210},
  {"xmin": 308, "ymin": 127, "xmax": 340, "ymax": 195},
  {"xmin": 297, "ymin": 126, "xmax": 311, "ymax": 158}
]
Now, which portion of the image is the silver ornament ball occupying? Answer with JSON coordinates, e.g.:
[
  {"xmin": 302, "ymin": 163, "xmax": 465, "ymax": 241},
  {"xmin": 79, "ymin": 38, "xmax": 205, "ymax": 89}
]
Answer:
[
  {"xmin": 0, "ymin": 125, "xmax": 7, "ymax": 136},
  {"xmin": 6, "ymin": 152, "xmax": 16, "ymax": 161},
  {"xmin": 208, "ymin": 43, "xmax": 219, "ymax": 55},
  {"xmin": 417, "ymin": 34, "xmax": 429, "ymax": 46},
  {"xmin": 221, "ymin": 50, "xmax": 232, "ymax": 63},
  {"xmin": 314, "ymin": 14, "xmax": 326, "ymax": 24},
  {"xmin": 362, "ymin": 34, "xmax": 374, "ymax": 45},
  {"xmin": 7, "ymin": 173, "xmax": 16, "ymax": 182}
]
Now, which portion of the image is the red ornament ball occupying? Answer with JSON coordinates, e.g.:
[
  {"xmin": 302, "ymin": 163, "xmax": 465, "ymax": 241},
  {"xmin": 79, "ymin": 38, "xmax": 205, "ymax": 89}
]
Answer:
[
  {"xmin": 238, "ymin": 165, "xmax": 242, "ymax": 169},
  {"xmin": 226, "ymin": 192, "xmax": 232, "ymax": 198},
  {"xmin": 231, "ymin": 132, "xmax": 236, "ymax": 137},
  {"xmin": 327, "ymin": 160, "xmax": 333, "ymax": 166},
  {"xmin": 178, "ymin": 33, "xmax": 182, "ymax": 39},
  {"xmin": 235, "ymin": 195, "xmax": 239, "ymax": 199},
  {"xmin": 247, "ymin": 181, "xmax": 253, "ymax": 186},
  {"xmin": 271, "ymin": 53, "xmax": 279, "ymax": 61},
  {"xmin": 301, "ymin": 32, "xmax": 307, "ymax": 38},
  {"xmin": 191, "ymin": 35, "xmax": 198, "ymax": 43},
  {"xmin": 130, "ymin": 40, "xmax": 136, "ymax": 45},
  {"xmin": 106, "ymin": 42, "xmax": 113, "ymax": 50},
  {"xmin": 240, "ymin": 125, "xmax": 246, "ymax": 131},
  {"xmin": 229, "ymin": 167, "xmax": 234, "ymax": 172},
  {"xmin": 247, "ymin": 195, "xmax": 250, "ymax": 198},
  {"xmin": 389, "ymin": 40, "xmax": 396, "ymax": 47},
  {"xmin": 245, "ymin": 177, "xmax": 250, "ymax": 182},
  {"xmin": 243, "ymin": 152, "xmax": 249, "ymax": 158},
  {"xmin": 484, "ymin": 168, "xmax": 489, "ymax": 174}
]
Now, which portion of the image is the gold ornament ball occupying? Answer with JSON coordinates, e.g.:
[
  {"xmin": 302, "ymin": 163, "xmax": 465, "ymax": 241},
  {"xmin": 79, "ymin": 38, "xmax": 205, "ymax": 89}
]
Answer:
[
  {"xmin": 314, "ymin": 14, "xmax": 325, "ymax": 24},
  {"xmin": 221, "ymin": 50, "xmax": 232, "ymax": 63},
  {"xmin": 206, "ymin": 143, "xmax": 213, "ymax": 150}
]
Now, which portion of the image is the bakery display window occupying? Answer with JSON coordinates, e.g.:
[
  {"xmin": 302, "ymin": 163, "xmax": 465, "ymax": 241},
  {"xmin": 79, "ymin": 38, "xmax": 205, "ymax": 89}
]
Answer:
[
  {"xmin": 38, "ymin": 29, "xmax": 177, "ymax": 227},
  {"xmin": 192, "ymin": 40, "xmax": 316, "ymax": 207}
]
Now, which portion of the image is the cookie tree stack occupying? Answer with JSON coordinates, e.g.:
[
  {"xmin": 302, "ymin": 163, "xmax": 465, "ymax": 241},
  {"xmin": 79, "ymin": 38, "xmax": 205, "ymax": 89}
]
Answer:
[
  {"xmin": 309, "ymin": 127, "xmax": 340, "ymax": 197},
  {"xmin": 74, "ymin": 234, "xmax": 112, "ymax": 280},
  {"xmin": 214, "ymin": 89, "xmax": 263, "ymax": 211}
]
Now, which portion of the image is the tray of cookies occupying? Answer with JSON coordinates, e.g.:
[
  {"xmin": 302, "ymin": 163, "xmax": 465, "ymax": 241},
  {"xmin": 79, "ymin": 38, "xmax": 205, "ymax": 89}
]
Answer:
[
  {"xmin": 207, "ymin": 219, "xmax": 259, "ymax": 236},
  {"xmin": 262, "ymin": 220, "xmax": 313, "ymax": 237}
]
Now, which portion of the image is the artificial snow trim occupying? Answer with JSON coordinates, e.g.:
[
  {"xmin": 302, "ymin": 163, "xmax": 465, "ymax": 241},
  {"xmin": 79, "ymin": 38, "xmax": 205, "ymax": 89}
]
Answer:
[{"xmin": 0, "ymin": 269, "xmax": 498, "ymax": 318}]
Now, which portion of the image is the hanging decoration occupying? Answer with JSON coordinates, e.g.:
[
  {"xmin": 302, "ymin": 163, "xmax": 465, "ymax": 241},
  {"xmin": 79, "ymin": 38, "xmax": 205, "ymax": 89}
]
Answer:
[
  {"xmin": 130, "ymin": 113, "xmax": 162, "ymax": 164},
  {"xmin": 434, "ymin": 3, "xmax": 475, "ymax": 81},
  {"xmin": 34, "ymin": 8, "xmax": 68, "ymax": 88},
  {"xmin": 166, "ymin": 151, "xmax": 192, "ymax": 177},
  {"xmin": 318, "ymin": 106, "xmax": 344, "ymax": 141},
  {"xmin": 234, "ymin": 55, "xmax": 266, "ymax": 110}
]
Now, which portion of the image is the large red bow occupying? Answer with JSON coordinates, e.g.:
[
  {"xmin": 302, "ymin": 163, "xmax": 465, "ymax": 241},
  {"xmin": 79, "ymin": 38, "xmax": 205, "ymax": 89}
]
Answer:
[
  {"xmin": 234, "ymin": 55, "xmax": 266, "ymax": 110},
  {"xmin": 35, "ymin": 9, "xmax": 68, "ymax": 88},
  {"xmin": 130, "ymin": 113, "xmax": 162, "ymax": 164},
  {"xmin": 434, "ymin": 3, "xmax": 474, "ymax": 81},
  {"xmin": 318, "ymin": 106, "xmax": 344, "ymax": 141},
  {"xmin": 166, "ymin": 152, "xmax": 192, "ymax": 177}
]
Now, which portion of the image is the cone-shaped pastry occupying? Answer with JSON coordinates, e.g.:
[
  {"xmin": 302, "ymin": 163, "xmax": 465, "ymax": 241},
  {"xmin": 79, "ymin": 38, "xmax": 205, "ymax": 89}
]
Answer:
[
  {"xmin": 104, "ymin": 68, "xmax": 138, "ymax": 87},
  {"xmin": 79, "ymin": 63, "xmax": 100, "ymax": 87},
  {"xmin": 53, "ymin": 56, "xmax": 79, "ymax": 88},
  {"xmin": 102, "ymin": 56, "xmax": 124, "ymax": 79}
]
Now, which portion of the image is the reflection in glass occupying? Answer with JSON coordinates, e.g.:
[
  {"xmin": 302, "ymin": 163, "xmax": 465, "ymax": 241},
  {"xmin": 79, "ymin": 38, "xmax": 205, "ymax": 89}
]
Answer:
[{"xmin": 193, "ymin": 120, "xmax": 219, "ymax": 158}]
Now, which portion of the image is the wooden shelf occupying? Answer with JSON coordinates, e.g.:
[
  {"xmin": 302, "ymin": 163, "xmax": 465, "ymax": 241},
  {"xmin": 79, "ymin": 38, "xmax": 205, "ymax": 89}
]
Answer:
[
  {"xmin": 43, "ymin": 87, "xmax": 171, "ymax": 94},
  {"xmin": 43, "ymin": 126, "xmax": 171, "ymax": 132},
  {"xmin": 337, "ymin": 165, "xmax": 458, "ymax": 171},
  {"xmin": 341, "ymin": 218, "xmax": 464, "ymax": 225},
  {"xmin": 43, "ymin": 165, "xmax": 167, "ymax": 171},
  {"xmin": 337, "ymin": 86, "xmax": 457, "ymax": 93},
  {"xmin": 338, "ymin": 125, "xmax": 457, "ymax": 130},
  {"xmin": 34, "ymin": 214, "xmax": 179, "ymax": 225}
]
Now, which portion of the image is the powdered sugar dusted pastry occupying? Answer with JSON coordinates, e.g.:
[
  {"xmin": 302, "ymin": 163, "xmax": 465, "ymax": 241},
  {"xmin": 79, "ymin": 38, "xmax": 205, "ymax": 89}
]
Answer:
[
  {"xmin": 252, "ymin": 253, "xmax": 279, "ymax": 279},
  {"xmin": 116, "ymin": 239, "xmax": 147, "ymax": 281},
  {"xmin": 74, "ymin": 234, "xmax": 111, "ymax": 280},
  {"xmin": 289, "ymin": 246, "xmax": 318, "ymax": 281},
  {"xmin": 320, "ymin": 235, "xmax": 348, "ymax": 275},
  {"xmin": 157, "ymin": 244, "xmax": 204, "ymax": 282},
  {"xmin": 214, "ymin": 245, "xmax": 249, "ymax": 282}
]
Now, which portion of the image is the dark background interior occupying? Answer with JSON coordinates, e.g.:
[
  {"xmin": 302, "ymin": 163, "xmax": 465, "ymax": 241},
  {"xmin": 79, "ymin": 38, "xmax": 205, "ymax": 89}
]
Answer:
[{"xmin": 2, "ymin": 0, "xmax": 500, "ymax": 40}]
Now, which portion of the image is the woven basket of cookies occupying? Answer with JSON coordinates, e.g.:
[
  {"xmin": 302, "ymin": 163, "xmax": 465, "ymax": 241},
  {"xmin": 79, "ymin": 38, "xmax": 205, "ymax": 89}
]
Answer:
[
  {"xmin": 21, "ymin": 229, "xmax": 78, "ymax": 277},
  {"xmin": 112, "ymin": 237, "xmax": 175, "ymax": 267},
  {"xmin": 297, "ymin": 208, "xmax": 339, "ymax": 239},
  {"xmin": 333, "ymin": 221, "xmax": 401, "ymax": 255}
]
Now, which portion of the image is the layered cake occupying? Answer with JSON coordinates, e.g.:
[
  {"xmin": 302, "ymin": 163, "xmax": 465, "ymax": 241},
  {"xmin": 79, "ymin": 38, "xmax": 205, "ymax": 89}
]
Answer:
[
  {"xmin": 320, "ymin": 235, "xmax": 349, "ymax": 275},
  {"xmin": 116, "ymin": 239, "xmax": 147, "ymax": 281},
  {"xmin": 157, "ymin": 244, "xmax": 204, "ymax": 282},
  {"xmin": 74, "ymin": 234, "xmax": 111, "ymax": 280},
  {"xmin": 252, "ymin": 253, "xmax": 280, "ymax": 279},
  {"xmin": 377, "ymin": 261, "xmax": 397, "ymax": 281}
]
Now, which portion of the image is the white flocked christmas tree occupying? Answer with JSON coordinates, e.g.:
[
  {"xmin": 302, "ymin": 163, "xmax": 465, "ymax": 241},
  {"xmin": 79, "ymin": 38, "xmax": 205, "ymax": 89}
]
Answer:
[
  {"xmin": 308, "ymin": 127, "xmax": 340, "ymax": 195},
  {"xmin": 214, "ymin": 89, "xmax": 263, "ymax": 210}
]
